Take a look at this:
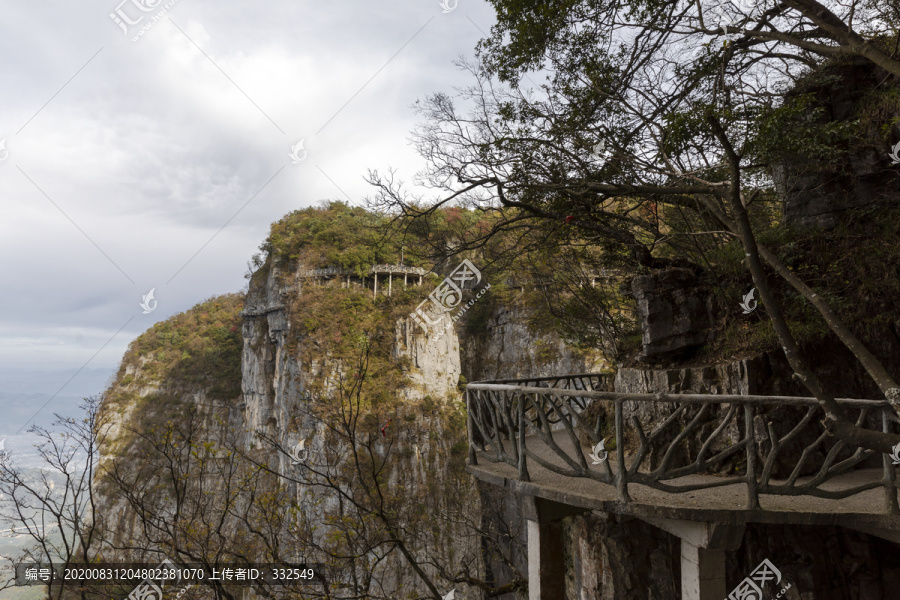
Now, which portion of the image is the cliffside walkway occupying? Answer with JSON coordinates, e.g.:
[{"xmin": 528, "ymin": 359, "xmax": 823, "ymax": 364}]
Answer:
[
  {"xmin": 465, "ymin": 373, "xmax": 900, "ymax": 600},
  {"xmin": 299, "ymin": 264, "xmax": 427, "ymax": 297}
]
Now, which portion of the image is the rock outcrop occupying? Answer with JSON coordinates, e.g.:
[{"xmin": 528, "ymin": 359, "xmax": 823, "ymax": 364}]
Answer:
[
  {"xmin": 461, "ymin": 305, "xmax": 608, "ymax": 381},
  {"xmin": 629, "ymin": 268, "xmax": 716, "ymax": 361},
  {"xmin": 771, "ymin": 57, "xmax": 900, "ymax": 230}
]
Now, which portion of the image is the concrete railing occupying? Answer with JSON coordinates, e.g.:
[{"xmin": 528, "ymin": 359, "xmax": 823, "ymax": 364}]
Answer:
[
  {"xmin": 466, "ymin": 373, "xmax": 900, "ymax": 513},
  {"xmin": 299, "ymin": 264, "xmax": 428, "ymax": 278},
  {"xmin": 370, "ymin": 264, "xmax": 427, "ymax": 275},
  {"xmin": 299, "ymin": 267, "xmax": 347, "ymax": 278}
]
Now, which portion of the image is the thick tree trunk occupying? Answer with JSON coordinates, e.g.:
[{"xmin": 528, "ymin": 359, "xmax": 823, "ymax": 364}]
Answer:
[
  {"xmin": 783, "ymin": 0, "xmax": 900, "ymax": 79},
  {"xmin": 707, "ymin": 114, "xmax": 899, "ymax": 453},
  {"xmin": 754, "ymin": 245, "xmax": 900, "ymax": 410}
]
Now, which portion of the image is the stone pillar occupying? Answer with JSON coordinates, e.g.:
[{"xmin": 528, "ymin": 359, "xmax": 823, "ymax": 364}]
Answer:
[
  {"xmin": 681, "ymin": 543, "xmax": 726, "ymax": 600},
  {"xmin": 389, "ymin": 274, "xmax": 393, "ymax": 296},
  {"xmin": 642, "ymin": 517, "xmax": 744, "ymax": 600},
  {"xmin": 523, "ymin": 498, "xmax": 588, "ymax": 600},
  {"xmin": 527, "ymin": 520, "xmax": 565, "ymax": 600},
  {"xmin": 373, "ymin": 274, "xmax": 378, "ymax": 298}
]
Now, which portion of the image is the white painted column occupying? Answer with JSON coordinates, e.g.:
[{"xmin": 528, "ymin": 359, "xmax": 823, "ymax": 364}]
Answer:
[
  {"xmin": 389, "ymin": 274, "xmax": 393, "ymax": 296},
  {"xmin": 373, "ymin": 274, "xmax": 378, "ymax": 298},
  {"xmin": 527, "ymin": 520, "xmax": 565, "ymax": 600},
  {"xmin": 527, "ymin": 520, "xmax": 541, "ymax": 600},
  {"xmin": 681, "ymin": 543, "xmax": 726, "ymax": 600},
  {"xmin": 642, "ymin": 517, "xmax": 744, "ymax": 600}
]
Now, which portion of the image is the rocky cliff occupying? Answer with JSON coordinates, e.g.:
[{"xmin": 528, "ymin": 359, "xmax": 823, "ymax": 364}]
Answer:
[
  {"xmin": 92, "ymin": 205, "xmax": 557, "ymax": 598},
  {"xmin": 92, "ymin": 193, "xmax": 900, "ymax": 600}
]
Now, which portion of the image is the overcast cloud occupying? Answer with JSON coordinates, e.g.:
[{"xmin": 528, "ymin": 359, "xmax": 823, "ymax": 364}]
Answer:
[{"xmin": 0, "ymin": 0, "xmax": 497, "ymax": 432}]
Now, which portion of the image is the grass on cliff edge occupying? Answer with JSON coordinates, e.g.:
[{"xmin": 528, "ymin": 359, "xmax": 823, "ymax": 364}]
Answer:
[
  {"xmin": 259, "ymin": 201, "xmax": 433, "ymax": 277},
  {"xmin": 252, "ymin": 201, "xmax": 470, "ymax": 437},
  {"xmin": 105, "ymin": 293, "xmax": 245, "ymax": 409}
]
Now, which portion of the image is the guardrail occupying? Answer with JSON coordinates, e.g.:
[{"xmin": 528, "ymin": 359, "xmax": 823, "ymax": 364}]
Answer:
[
  {"xmin": 370, "ymin": 264, "xmax": 427, "ymax": 275},
  {"xmin": 299, "ymin": 265, "xmax": 428, "ymax": 278},
  {"xmin": 466, "ymin": 374, "xmax": 899, "ymax": 512}
]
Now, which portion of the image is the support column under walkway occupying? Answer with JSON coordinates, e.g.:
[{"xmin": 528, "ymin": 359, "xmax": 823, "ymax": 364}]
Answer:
[
  {"xmin": 523, "ymin": 498, "xmax": 588, "ymax": 600},
  {"xmin": 522, "ymin": 498, "xmax": 744, "ymax": 600},
  {"xmin": 643, "ymin": 517, "xmax": 745, "ymax": 600}
]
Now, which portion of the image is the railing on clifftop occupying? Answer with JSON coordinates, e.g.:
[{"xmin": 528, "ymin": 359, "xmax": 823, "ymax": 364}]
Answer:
[
  {"xmin": 465, "ymin": 373, "xmax": 900, "ymax": 513},
  {"xmin": 299, "ymin": 265, "xmax": 428, "ymax": 278}
]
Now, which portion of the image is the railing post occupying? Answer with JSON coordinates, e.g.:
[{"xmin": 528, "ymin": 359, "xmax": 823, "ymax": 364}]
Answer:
[
  {"xmin": 615, "ymin": 399, "xmax": 630, "ymax": 503},
  {"xmin": 518, "ymin": 393, "xmax": 530, "ymax": 482},
  {"xmin": 466, "ymin": 388, "xmax": 477, "ymax": 466},
  {"xmin": 744, "ymin": 403, "xmax": 759, "ymax": 510},
  {"xmin": 883, "ymin": 409, "xmax": 898, "ymax": 514}
]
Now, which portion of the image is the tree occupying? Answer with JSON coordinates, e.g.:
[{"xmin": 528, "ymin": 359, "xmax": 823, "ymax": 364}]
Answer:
[
  {"xmin": 88, "ymin": 274, "xmax": 527, "ymax": 599},
  {"xmin": 0, "ymin": 397, "xmax": 107, "ymax": 600},
  {"xmin": 367, "ymin": 0, "xmax": 900, "ymax": 450},
  {"xmin": 96, "ymin": 395, "xmax": 280, "ymax": 600},
  {"xmin": 244, "ymin": 331, "xmax": 527, "ymax": 599}
]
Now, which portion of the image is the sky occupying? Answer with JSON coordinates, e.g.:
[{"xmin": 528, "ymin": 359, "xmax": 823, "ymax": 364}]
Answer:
[{"xmin": 0, "ymin": 0, "xmax": 498, "ymax": 435}]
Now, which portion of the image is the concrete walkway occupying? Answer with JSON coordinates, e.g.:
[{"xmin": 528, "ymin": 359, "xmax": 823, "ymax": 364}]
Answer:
[
  {"xmin": 469, "ymin": 431, "xmax": 900, "ymax": 600},
  {"xmin": 470, "ymin": 429, "xmax": 900, "ymax": 529}
]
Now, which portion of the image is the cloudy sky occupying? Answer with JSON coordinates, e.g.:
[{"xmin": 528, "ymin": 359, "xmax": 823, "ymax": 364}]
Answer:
[{"xmin": 0, "ymin": 0, "xmax": 497, "ymax": 434}]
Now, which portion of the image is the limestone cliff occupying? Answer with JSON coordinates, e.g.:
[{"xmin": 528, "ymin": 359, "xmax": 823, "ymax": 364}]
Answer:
[
  {"xmin": 92, "ymin": 209, "xmax": 614, "ymax": 600},
  {"xmin": 92, "ymin": 218, "xmax": 900, "ymax": 600}
]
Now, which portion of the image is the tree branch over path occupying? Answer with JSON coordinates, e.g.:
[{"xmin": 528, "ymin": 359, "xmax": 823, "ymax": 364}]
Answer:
[{"xmin": 369, "ymin": 0, "xmax": 900, "ymax": 451}]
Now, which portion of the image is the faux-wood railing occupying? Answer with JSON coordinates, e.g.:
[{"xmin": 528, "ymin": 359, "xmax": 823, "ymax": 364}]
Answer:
[{"xmin": 466, "ymin": 374, "xmax": 899, "ymax": 513}]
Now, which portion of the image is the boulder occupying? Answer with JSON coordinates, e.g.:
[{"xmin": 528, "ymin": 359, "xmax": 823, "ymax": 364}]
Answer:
[{"xmin": 630, "ymin": 268, "xmax": 715, "ymax": 360}]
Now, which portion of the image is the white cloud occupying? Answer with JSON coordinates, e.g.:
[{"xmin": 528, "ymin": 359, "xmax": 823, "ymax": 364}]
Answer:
[{"xmin": 0, "ymin": 0, "xmax": 496, "ymax": 409}]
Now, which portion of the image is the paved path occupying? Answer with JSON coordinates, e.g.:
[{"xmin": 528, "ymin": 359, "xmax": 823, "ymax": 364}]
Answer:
[{"xmin": 469, "ymin": 430, "xmax": 900, "ymax": 531}]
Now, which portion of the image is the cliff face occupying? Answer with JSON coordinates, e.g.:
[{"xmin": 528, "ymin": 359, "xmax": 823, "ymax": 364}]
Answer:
[
  {"xmin": 93, "ymin": 195, "xmax": 900, "ymax": 599},
  {"xmin": 96, "ymin": 294, "xmax": 247, "ymax": 557},
  {"xmin": 240, "ymin": 260, "xmax": 461, "ymax": 452},
  {"xmin": 460, "ymin": 304, "xmax": 607, "ymax": 381},
  {"xmin": 93, "ymin": 234, "xmax": 607, "ymax": 593},
  {"xmin": 95, "ymin": 251, "xmax": 474, "ymax": 589},
  {"xmin": 770, "ymin": 57, "xmax": 900, "ymax": 230}
]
